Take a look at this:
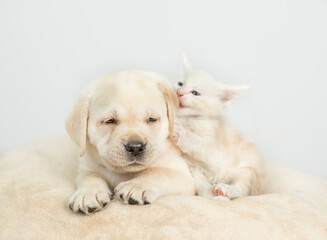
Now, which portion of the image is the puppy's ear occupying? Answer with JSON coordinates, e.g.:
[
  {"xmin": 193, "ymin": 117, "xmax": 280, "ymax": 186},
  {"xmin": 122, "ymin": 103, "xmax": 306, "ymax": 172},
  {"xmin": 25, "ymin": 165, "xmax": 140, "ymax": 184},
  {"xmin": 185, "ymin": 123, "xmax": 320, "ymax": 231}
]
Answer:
[
  {"xmin": 218, "ymin": 85, "xmax": 249, "ymax": 105},
  {"xmin": 158, "ymin": 82, "xmax": 179, "ymax": 139},
  {"xmin": 65, "ymin": 96, "xmax": 91, "ymax": 157}
]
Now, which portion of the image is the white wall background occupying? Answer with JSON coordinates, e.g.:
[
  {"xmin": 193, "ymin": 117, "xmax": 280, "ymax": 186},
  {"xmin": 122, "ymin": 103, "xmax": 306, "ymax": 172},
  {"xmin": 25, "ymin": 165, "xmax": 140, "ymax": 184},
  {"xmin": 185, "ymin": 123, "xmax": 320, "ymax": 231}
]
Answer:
[{"xmin": 0, "ymin": 0, "xmax": 326, "ymax": 177}]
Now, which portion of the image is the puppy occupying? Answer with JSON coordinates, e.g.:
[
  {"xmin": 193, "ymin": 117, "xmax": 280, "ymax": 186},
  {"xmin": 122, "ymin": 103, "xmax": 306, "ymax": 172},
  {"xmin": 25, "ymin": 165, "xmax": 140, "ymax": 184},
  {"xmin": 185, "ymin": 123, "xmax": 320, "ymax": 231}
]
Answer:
[{"xmin": 66, "ymin": 70, "xmax": 195, "ymax": 214}]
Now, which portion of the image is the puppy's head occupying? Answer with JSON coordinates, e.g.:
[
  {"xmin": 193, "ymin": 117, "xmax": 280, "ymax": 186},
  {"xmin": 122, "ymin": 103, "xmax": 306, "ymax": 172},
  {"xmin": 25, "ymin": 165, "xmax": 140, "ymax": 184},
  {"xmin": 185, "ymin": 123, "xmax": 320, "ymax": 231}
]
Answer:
[{"xmin": 66, "ymin": 70, "xmax": 178, "ymax": 172}]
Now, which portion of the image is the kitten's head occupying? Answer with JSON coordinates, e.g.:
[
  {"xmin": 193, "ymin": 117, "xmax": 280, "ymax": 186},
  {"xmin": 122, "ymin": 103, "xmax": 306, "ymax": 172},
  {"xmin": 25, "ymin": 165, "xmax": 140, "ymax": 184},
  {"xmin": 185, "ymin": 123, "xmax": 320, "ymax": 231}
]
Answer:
[{"xmin": 176, "ymin": 53, "xmax": 248, "ymax": 117}]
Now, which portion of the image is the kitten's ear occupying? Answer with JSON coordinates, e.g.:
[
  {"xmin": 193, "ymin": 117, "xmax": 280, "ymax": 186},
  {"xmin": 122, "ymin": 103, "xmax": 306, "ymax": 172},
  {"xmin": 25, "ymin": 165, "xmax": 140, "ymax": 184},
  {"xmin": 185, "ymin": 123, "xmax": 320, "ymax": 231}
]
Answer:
[
  {"xmin": 218, "ymin": 85, "xmax": 249, "ymax": 105},
  {"xmin": 182, "ymin": 52, "xmax": 194, "ymax": 74}
]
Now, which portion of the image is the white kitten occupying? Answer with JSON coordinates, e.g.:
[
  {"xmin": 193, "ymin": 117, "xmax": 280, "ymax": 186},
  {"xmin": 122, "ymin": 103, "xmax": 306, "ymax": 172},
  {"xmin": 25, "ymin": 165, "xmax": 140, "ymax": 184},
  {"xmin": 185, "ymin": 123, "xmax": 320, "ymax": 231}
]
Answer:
[{"xmin": 173, "ymin": 54, "xmax": 264, "ymax": 200}]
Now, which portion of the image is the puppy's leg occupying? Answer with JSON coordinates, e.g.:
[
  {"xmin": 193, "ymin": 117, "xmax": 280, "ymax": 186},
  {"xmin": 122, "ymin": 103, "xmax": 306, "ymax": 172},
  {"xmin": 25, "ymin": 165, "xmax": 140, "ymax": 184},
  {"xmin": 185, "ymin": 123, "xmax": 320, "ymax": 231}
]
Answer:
[
  {"xmin": 114, "ymin": 166, "xmax": 195, "ymax": 205},
  {"xmin": 68, "ymin": 162, "xmax": 112, "ymax": 214}
]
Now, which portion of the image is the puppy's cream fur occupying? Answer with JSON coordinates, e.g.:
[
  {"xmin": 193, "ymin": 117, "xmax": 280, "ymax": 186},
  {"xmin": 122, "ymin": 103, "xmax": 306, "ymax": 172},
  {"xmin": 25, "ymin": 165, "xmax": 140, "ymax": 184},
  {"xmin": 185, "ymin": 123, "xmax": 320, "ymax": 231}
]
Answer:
[{"xmin": 66, "ymin": 70, "xmax": 194, "ymax": 214}]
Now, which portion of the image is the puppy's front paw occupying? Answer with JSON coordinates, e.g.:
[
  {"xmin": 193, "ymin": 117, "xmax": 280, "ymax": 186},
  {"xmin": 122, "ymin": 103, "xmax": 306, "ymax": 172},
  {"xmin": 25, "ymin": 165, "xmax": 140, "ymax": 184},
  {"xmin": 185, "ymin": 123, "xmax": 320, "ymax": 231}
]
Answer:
[
  {"xmin": 212, "ymin": 183, "xmax": 235, "ymax": 200},
  {"xmin": 68, "ymin": 188, "xmax": 112, "ymax": 214},
  {"xmin": 114, "ymin": 181, "xmax": 158, "ymax": 205}
]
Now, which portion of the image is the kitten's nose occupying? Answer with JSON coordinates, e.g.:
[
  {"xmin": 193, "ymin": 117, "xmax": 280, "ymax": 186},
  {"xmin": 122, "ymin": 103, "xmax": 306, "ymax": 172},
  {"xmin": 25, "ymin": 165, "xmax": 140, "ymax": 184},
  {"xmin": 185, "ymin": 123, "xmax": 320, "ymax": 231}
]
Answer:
[
  {"xmin": 177, "ymin": 91, "xmax": 184, "ymax": 97},
  {"xmin": 125, "ymin": 141, "xmax": 146, "ymax": 157}
]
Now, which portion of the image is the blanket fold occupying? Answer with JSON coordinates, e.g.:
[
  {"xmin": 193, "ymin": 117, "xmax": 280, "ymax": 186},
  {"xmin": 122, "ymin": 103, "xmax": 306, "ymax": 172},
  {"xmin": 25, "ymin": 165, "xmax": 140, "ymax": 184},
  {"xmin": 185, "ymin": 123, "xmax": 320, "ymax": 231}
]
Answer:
[{"xmin": 0, "ymin": 135, "xmax": 326, "ymax": 240}]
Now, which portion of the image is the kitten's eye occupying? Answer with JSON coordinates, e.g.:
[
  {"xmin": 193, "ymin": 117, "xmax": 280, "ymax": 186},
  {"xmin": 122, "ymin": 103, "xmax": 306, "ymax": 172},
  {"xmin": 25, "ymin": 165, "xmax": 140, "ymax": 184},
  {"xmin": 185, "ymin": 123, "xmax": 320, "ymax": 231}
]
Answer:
[
  {"xmin": 192, "ymin": 91, "xmax": 201, "ymax": 96},
  {"xmin": 105, "ymin": 118, "xmax": 117, "ymax": 124},
  {"xmin": 178, "ymin": 82, "xmax": 183, "ymax": 87},
  {"xmin": 148, "ymin": 117, "xmax": 157, "ymax": 123}
]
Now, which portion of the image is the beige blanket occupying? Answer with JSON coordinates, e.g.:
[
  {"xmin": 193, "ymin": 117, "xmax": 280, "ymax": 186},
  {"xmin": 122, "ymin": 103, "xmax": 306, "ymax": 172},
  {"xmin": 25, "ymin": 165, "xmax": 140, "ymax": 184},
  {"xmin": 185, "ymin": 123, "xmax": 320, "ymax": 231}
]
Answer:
[{"xmin": 0, "ymin": 135, "xmax": 326, "ymax": 240}]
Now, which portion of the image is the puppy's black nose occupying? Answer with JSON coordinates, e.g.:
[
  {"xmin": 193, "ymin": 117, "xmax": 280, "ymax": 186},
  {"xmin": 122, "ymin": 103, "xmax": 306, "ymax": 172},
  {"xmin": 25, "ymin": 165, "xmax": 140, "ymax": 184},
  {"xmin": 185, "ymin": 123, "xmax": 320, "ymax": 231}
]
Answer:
[{"xmin": 125, "ymin": 141, "xmax": 146, "ymax": 157}]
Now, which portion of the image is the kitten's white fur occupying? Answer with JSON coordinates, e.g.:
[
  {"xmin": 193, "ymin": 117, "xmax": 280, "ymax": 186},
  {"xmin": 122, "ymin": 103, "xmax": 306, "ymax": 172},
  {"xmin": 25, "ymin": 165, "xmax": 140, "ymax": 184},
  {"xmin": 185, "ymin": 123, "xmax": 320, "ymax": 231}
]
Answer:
[{"xmin": 173, "ymin": 54, "xmax": 264, "ymax": 200}]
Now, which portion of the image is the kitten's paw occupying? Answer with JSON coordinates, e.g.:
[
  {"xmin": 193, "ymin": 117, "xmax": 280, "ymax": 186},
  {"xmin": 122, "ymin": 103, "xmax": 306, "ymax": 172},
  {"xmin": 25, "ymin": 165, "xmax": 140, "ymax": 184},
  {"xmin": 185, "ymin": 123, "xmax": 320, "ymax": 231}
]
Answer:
[
  {"xmin": 213, "ymin": 195, "xmax": 231, "ymax": 201},
  {"xmin": 172, "ymin": 133, "xmax": 182, "ymax": 145},
  {"xmin": 68, "ymin": 188, "xmax": 112, "ymax": 214},
  {"xmin": 114, "ymin": 181, "xmax": 159, "ymax": 205},
  {"xmin": 172, "ymin": 119, "xmax": 185, "ymax": 145},
  {"xmin": 212, "ymin": 183, "xmax": 236, "ymax": 199}
]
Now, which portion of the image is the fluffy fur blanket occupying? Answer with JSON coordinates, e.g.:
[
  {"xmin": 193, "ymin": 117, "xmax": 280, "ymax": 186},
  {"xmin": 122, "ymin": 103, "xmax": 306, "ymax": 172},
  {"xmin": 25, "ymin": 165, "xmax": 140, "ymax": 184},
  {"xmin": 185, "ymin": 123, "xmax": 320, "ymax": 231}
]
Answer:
[{"xmin": 0, "ymin": 135, "xmax": 326, "ymax": 240}]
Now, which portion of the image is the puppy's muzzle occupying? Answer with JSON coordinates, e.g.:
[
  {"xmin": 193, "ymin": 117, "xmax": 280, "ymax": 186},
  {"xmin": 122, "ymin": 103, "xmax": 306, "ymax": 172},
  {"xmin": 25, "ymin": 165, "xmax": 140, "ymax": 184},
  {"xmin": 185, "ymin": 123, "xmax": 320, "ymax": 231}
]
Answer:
[{"xmin": 125, "ymin": 141, "xmax": 146, "ymax": 157}]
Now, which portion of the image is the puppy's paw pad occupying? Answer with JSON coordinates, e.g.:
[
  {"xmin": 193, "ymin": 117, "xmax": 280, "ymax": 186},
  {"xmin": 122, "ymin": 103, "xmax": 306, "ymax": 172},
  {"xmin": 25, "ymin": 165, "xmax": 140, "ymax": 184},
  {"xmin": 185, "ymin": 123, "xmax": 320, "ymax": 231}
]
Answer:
[
  {"xmin": 68, "ymin": 188, "xmax": 111, "ymax": 214},
  {"xmin": 114, "ymin": 181, "xmax": 158, "ymax": 205},
  {"xmin": 141, "ymin": 189, "xmax": 157, "ymax": 204},
  {"xmin": 95, "ymin": 190, "xmax": 111, "ymax": 207},
  {"xmin": 128, "ymin": 198, "xmax": 139, "ymax": 205},
  {"xmin": 88, "ymin": 207, "xmax": 97, "ymax": 213}
]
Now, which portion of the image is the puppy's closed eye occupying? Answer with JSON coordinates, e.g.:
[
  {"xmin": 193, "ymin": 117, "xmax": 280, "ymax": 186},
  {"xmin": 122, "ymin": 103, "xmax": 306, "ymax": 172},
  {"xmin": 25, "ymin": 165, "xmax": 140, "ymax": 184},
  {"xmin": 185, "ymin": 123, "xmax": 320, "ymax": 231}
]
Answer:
[
  {"xmin": 147, "ymin": 117, "xmax": 158, "ymax": 123},
  {"xmin": 105, "ymin": 118, "xmax": 117, "ymax": 125}
]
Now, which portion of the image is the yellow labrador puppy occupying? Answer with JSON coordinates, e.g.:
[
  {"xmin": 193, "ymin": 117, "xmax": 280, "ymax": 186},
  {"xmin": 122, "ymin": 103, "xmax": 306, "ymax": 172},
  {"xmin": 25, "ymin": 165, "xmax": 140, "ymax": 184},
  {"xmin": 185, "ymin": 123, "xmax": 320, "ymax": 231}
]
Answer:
[{"xmin": 66, "ymin": 70, "xmax": 195, "ymax": 214}]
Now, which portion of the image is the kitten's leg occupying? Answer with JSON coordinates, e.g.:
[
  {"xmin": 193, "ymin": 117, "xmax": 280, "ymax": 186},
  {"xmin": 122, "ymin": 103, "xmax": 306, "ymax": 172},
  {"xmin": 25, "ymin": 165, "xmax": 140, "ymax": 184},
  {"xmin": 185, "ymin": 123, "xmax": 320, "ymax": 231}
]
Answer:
[
  {"xmin": 190, "ymin": 168, "xmax": 215, "ymax": 198},
  {"xmin": 173, "ymin": 120, "xmax": 209, "ymax": 161},
  {"xmin": 213, "ymin": 142, "xmax": 263, "ymax": 199},
  {"xmin": 213, "ymin": 168, "xmax": 256, "ymax": 199},
  {"xmin": 172, "ymin": 118, "xmax": 185, "ymax": 145}
]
